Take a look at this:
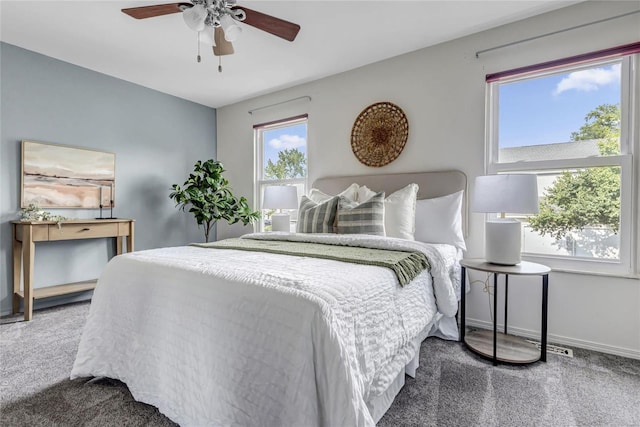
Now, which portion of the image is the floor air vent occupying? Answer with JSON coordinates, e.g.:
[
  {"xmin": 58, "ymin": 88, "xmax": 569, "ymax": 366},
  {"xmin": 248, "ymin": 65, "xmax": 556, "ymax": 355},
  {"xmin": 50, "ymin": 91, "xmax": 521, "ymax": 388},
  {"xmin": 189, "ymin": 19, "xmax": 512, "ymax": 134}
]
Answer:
[{"xmin": 526, "ymin": 340, "xmax": 574, "ymax": 357}]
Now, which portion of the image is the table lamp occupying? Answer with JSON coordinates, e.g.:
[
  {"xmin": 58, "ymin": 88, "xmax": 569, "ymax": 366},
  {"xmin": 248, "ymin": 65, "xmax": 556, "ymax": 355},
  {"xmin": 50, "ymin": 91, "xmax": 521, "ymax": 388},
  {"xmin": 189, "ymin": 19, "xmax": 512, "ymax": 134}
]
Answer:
[
  {"xmin": 472, "ymin": 174, "xmax": 539, "ymax": 265},
  {"xmin": 262, "ymin": 185, "xmax": 298, "ymax": 232}
]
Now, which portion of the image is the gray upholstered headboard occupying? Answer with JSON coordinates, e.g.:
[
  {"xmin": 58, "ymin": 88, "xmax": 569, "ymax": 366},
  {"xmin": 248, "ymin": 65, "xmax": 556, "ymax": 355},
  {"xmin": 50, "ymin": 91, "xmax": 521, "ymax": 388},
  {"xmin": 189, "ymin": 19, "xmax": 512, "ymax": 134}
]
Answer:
[{"xmin": 312, "ymin": 170, "xmax": 468, "ymax": 236}]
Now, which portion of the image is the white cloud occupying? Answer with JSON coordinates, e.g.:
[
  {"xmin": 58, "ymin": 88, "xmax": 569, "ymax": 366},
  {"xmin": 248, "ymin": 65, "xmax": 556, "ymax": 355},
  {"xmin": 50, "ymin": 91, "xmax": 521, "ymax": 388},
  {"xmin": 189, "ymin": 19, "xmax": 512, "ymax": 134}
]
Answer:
[
  {"xmin": 553, "ymin": 63, "xmax": 620, "ymax": 95},
  {"xmin": 268, "ymin": 134, "xmax": 306, "ymax": 150}
]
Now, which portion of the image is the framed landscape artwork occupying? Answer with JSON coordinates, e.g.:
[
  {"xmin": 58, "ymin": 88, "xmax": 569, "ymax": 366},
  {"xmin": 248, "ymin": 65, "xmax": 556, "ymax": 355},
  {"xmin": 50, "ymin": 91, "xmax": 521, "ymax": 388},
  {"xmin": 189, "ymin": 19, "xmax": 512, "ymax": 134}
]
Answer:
[{"xmin": 21, "ymin": 141, "xmax": 116, "ymax": 209}]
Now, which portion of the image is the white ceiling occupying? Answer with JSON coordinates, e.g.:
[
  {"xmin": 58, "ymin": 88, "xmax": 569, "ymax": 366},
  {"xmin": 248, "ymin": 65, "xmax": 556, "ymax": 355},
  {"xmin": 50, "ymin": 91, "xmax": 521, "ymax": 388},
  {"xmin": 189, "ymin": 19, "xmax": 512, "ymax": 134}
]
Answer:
[{"xmin": 0, "ymin": 1, "xmax": 578, "ymax": 108}]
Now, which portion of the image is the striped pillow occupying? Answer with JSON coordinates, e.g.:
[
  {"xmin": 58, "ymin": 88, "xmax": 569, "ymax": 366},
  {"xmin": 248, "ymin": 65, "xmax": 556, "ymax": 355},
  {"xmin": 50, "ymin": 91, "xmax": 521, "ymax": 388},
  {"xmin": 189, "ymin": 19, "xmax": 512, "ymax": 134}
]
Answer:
[
  {"xmin": 296, "ymin": 196, "xmax": 339, "ymax": 233},
  {"xmin": 337, "ymin": 192, "xmax": 385, "ymax": 235}
]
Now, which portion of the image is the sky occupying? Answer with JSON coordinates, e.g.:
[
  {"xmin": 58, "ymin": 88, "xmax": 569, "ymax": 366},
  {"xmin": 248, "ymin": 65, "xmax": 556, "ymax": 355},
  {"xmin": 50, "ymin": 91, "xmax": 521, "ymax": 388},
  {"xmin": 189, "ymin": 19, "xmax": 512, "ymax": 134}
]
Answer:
[
  {"xmin": 499, "ymin": 62, "xmax": 621, "ymax": 148},
  {"xmin": 263, "ymin": 122, "xmax": 307, "ymax": 174}
]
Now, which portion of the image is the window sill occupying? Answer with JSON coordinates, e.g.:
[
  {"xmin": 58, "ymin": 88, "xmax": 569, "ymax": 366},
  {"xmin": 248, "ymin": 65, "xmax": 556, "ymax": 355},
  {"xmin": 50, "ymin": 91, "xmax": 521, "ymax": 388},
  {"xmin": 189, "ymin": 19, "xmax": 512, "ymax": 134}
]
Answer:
[{"xmin": 522, "ymin": 254, "xmax": 638, "ymax": 279}]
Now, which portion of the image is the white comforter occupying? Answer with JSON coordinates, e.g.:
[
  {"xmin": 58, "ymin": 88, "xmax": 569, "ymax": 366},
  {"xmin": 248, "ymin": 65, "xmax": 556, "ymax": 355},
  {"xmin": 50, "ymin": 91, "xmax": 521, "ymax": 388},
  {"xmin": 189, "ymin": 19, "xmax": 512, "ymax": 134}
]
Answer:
[{"xmin": 71, "ymin": 233, "xmax": 460, "ymax": 427}]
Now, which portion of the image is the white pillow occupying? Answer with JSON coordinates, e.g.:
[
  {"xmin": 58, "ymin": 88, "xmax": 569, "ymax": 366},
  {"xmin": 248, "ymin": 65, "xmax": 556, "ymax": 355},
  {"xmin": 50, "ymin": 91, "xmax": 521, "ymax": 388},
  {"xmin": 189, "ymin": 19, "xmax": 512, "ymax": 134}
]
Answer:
[
  {"xmin": 356, "ymin": 185, "xmax": 375, "ymax": 204},
  {"xmin": 358, "ymin": 183, "xmax": 419, "ymax": 240},
  {"xmin": 308, "ymin": 183, "xmax": 359, "ymax": 204},
  {"xmin": 414, "ymin": 190, "xmax": 466, "ymax": 250}
]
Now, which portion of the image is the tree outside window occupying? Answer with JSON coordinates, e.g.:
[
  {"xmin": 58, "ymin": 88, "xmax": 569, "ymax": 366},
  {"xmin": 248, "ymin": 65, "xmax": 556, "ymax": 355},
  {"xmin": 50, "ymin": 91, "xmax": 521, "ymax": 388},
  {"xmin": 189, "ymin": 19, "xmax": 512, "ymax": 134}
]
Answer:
[{"xmin": 528, "ymin": 104, "xmax": 621, "ymax": 258}]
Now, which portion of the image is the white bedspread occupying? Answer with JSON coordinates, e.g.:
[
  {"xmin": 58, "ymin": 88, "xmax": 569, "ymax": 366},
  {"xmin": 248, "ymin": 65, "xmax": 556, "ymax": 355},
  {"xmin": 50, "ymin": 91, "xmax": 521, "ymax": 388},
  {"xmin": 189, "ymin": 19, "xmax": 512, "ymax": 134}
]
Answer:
[{"xmin": 71, "ymin": 233, "xmax": 460, "ymax": 427}]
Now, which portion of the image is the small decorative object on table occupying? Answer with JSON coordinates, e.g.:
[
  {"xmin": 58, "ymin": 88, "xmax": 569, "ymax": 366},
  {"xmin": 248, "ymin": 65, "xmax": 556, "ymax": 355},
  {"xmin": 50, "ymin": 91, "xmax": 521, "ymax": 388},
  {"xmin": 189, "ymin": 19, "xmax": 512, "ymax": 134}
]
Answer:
[
  {"xmin": 18, "ymin": 204, "xmax": 67, "ymax": 228},
  {"xmin": 106, "ymin": 182, "xmax": 117, "ymax": 219},
  {"xmin": 96, "ymin": 183, "xmax": 118, "ymax": 219}
]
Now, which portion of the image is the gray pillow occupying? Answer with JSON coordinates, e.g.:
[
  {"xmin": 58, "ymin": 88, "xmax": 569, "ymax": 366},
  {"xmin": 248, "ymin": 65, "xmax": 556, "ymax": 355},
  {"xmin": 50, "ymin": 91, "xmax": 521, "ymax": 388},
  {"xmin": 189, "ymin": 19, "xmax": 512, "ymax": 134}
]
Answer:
[
  {"xmin": 296, "ymin": 195, "xmax": 339, "ymax": 233},
  {"xmin": 337, "ymin": 192, "xmax": 385, "ymax": 235}
]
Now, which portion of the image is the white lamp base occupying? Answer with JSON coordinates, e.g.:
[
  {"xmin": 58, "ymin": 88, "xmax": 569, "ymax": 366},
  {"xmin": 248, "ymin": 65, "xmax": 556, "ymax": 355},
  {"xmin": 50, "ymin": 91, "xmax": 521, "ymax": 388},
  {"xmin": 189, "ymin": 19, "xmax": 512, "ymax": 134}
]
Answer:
[
  {"xmin": 485, "ymin": 219, "xmax": 522, "ymax": 265},
  {"xmin": 271, "ymin": 213, "xmax": 291, "ymax": 232}
]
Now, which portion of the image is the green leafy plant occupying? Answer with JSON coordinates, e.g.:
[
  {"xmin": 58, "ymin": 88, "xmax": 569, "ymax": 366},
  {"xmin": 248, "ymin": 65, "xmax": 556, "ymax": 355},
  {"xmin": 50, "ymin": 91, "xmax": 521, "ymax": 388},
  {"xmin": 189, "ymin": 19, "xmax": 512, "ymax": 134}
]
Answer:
[
  {"xmin": 18, "ymin": 204, "xmax": 67, "ymax": 228},
  {"xmin": 169, "ymin": 159, "xmax": 260, "ymax": 242}
]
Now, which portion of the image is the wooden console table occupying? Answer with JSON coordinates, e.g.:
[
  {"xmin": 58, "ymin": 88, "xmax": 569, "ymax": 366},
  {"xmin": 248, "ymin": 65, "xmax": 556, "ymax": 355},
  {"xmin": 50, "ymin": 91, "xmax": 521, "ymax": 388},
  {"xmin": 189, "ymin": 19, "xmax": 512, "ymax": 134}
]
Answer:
[{"xmin": 12, "ymin": 219, "xmax": 135, "ymax": 321}]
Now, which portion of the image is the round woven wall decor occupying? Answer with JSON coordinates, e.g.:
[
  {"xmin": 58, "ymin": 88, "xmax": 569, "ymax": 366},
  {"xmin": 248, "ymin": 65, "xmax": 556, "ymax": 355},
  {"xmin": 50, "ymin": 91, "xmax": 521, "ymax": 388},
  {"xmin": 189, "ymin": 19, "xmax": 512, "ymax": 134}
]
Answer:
[{"xmin": 351, "ymin": 102, "xmax": 409, "ymax": 167}]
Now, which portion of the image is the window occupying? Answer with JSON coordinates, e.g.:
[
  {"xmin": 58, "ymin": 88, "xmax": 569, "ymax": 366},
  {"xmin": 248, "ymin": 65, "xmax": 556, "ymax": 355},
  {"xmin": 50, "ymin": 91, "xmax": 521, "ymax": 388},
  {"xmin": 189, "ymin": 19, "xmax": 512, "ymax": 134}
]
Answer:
[
  {"xmin": 254, "ymin": 115, "xmax": 308, "ymax": 232},
  {"xmin": 486, "ymin": 48, "xmax": 637, "ymax": 276}
]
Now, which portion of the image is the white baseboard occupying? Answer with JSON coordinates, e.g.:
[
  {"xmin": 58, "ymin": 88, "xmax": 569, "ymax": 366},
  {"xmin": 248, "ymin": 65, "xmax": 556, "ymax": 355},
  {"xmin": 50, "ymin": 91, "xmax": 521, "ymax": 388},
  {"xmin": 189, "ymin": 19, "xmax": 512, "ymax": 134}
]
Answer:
[{"xmin": 466, "ymin": 318, "xmax": 640, "ymax": 360}]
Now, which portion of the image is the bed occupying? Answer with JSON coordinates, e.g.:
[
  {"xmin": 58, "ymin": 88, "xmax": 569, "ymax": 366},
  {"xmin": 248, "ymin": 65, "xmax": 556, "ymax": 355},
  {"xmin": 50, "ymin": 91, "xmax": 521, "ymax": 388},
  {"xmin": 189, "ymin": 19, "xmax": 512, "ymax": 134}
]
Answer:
[{"xmin": 71, "ymin": 170, "xmax": 467, "ymax": 426}]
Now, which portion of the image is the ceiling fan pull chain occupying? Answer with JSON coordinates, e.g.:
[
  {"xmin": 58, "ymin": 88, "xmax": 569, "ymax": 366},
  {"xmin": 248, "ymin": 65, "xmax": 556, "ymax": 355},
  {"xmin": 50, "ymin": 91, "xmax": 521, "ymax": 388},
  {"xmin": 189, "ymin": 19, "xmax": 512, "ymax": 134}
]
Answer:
[
  {"xmin": 218, "ymin": 56, "xmax": 223, "ymax": 73},
  {"xmin": 197, "ymin": 32, "xmax": 202, "ymax": 63}
]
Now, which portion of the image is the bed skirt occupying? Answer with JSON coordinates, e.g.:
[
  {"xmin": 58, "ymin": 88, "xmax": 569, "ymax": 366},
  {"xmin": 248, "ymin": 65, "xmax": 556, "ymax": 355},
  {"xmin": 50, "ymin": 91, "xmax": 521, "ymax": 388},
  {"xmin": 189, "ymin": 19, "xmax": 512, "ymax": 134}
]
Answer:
[{"xmin": 367, "ymin": 312, "xmax": 451, "ymax": 423}]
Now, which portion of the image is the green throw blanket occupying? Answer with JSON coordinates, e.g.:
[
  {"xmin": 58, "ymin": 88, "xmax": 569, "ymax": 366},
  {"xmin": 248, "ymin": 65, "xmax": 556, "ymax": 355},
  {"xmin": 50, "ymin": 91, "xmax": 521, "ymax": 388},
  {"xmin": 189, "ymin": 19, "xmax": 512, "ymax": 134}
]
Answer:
[{"xmin": 192, "ymin": 238, "xmax": 430, "ymax": 286}]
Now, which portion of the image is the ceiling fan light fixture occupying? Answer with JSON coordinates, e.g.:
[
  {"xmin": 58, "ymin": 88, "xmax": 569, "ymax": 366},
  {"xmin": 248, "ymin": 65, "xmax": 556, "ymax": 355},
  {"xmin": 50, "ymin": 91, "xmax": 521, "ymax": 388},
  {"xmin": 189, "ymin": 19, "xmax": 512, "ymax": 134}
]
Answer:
[
  {"xmin": 183, "ymin": 4, "xmax": 207, "ymax": 32},
  {"xmin": 220, "ymin": 14, "xmax": 242, "ymax": 42},
  {"xmin": 121, "ymin": 1, "xmax": 301, "ymax": 66},
  {"xmin": 213, "ymin": 27, "xmax": 234, "ymax": 56},
  {"xmin": 231, "ymin": 8, "xmax": 246, "ymax": 21},
  {"xmin": 199, "ymin": 28, "xmax": 215, "ymax": 46}
]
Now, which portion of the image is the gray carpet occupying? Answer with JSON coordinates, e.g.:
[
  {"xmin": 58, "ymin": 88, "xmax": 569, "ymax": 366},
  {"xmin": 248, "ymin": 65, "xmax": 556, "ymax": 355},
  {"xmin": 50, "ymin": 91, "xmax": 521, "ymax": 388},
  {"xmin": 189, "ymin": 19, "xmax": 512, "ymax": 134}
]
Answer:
[{"xmin": 1, "ymin": 302, "xmax": 639, "ymax": 426}]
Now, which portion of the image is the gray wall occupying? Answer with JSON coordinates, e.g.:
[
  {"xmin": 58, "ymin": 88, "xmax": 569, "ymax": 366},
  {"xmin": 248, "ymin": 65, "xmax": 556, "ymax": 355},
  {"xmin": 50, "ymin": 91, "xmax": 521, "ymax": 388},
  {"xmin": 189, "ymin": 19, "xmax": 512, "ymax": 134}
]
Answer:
[{"xmin": 0, "ymin": 42, "xmax": 217, "ymax": 315}]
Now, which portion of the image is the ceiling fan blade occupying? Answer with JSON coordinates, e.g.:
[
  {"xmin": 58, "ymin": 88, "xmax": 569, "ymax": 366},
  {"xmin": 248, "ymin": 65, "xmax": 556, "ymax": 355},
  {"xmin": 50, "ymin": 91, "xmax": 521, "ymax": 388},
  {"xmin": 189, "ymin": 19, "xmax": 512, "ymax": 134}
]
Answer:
[
  {"xmin": 122, "ymin": 3, "xmax": 192, "ymax": 20},
  {"xmin": 213, "ymin": 27, "xmax": 235, "ymax": 56},
  {"xmin": 233, "ymin": 6, "xmax": 300, "ymax": 42}
]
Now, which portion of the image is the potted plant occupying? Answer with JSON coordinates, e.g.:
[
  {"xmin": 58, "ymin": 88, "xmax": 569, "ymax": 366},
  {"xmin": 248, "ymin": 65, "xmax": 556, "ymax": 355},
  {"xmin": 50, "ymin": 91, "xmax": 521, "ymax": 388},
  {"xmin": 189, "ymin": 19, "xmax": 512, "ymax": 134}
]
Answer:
[{"xmin": 170, "ymin": 159, "xmax": 260, "ymax": 242}]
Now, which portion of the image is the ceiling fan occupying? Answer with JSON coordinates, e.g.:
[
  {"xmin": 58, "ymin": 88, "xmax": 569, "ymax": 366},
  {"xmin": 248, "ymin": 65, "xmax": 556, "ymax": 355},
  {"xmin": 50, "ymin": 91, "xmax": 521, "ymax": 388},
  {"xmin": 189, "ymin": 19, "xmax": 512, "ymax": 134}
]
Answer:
[{"xmin": 122, "ymin": 0, "xmax": 300, "ymax": 70}]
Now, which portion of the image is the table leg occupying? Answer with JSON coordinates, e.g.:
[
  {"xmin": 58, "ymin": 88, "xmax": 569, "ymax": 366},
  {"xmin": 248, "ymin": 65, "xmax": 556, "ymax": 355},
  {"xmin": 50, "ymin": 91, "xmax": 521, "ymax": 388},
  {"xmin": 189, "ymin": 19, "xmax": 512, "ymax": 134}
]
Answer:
[
  {"xmin": 504, "ymin": 274, "xmax": 509, "ymax": 334},
  {"xmin": 460, "ymin": 266, "xmax": 466, "ymax": 342},
  {"xmin": 116, "ymin": 236, "xmax": 123, "ymax": 255},
  {"xmin": 493, "ymin": 273, "xmax": 498, "ymax": 366},
  {"xmin": 541, "ymin": 274, "xmax": 549, "ymax": 362},
  {"xmin": 12, "ymin": 225, "xmax": 22, "ymax": 314},
  {"xmin": 23, "ymin": 226, "xmax": 35, "ymax": 321},
  {"xmin": 126, "ymin": 222, "xmax": 135, "ymax": 253}
]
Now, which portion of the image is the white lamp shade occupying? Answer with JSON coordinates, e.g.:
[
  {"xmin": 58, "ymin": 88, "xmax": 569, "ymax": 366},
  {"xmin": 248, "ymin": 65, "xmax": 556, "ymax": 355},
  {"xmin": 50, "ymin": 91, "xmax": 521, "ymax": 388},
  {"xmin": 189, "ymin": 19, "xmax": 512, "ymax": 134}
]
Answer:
[
  {"xmin": 262, "ymin": 186, "xmax": 298, "ymax": 210},
  {"xmin": 199, "ymin": 27, "xmax": 215, "ymax": 46},
  {"xmin": 220, "ymin": 14, "xmax": 242, "ymax": 41},
  {"xmin": 183, "ymin": 4, "xmax": 207, "ymax": 32},
  {"xmin": 472, "ymin": 174, "xmax": 539, "ymax": 214}
]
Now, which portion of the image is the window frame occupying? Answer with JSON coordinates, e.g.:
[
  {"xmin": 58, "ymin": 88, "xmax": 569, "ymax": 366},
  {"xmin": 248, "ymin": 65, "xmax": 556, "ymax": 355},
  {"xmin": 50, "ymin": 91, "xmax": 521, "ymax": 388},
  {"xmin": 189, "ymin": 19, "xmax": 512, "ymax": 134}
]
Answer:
[
  {"xmin": 254, "ymin": 115, "xmax": 308, "ymax": 232},
  {"xmin": 485, "ymin": 55, "xmax": 637, "ymax": 277}
]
